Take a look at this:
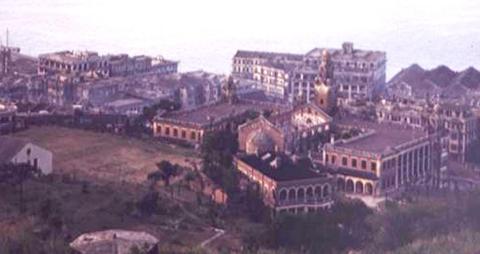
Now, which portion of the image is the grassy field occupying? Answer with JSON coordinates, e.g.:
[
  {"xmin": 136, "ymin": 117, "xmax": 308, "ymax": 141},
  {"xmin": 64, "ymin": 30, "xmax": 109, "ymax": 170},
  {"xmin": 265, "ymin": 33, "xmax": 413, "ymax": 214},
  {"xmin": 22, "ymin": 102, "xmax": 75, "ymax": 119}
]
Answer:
[
  {"xmin": 13, "ymin": 126, "xmax": 200, "ymax": 184},
  {"xmin": 0, "ymin": 176, "xmax": 218, "ymax": 253}
]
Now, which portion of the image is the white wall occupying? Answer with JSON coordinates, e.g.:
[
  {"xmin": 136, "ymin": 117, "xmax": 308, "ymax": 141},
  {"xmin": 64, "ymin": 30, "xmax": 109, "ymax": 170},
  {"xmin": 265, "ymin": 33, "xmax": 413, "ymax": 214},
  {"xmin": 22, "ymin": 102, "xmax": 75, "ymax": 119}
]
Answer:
[{"xmin": 11, "ymin": 143, "xmax": 53, "ymax": 175}]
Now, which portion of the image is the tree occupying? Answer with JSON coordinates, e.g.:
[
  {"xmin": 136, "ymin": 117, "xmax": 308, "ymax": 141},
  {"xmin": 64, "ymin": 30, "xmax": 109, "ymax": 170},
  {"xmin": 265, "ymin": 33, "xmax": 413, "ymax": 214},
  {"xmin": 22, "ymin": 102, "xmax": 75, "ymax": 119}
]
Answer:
[
  {"xmin": 142, "ymin": 99, "xmax": 181, "ymax": 122},
  {"xmin": 200, "ymin": 129, "xmax": 239, "ymax": 196},
  {"xmin": 148, "ymin": 160, "xmax": 179, "ymax": 188}
]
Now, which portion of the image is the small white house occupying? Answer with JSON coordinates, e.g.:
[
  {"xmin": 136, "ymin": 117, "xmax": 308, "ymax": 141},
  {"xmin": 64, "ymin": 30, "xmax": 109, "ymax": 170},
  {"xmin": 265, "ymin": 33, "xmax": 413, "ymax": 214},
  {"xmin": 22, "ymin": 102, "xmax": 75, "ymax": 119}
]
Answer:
[{"xmin": 0, "ymin": 136, "xmax": 53, "ymax": 175}]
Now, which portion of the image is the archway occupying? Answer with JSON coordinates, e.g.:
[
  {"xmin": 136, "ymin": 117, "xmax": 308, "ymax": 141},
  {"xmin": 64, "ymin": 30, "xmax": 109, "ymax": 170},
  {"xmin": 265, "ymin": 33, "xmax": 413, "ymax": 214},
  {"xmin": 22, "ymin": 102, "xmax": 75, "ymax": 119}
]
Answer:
[
  {"xmin": 337, "ymin": 178, "xmax": 346, "ymax": 191},
  {"xmin": 314, "ymin": 186, "xmax": 322, "ymax": 200},
  {"xmin": 355, "ymin": 181, "xmax": 364, "ymax": 194},
  {"xmin": 306, "ymin": 187, "xmax": 314, "ymax": 201},
  {"xmin": 323, "ymin": 184, "xmax": 330, "ymax": 198},
  {"xmin": 279, "ymin": 189, "xmax": 287, "ymax": 201},
  {"xmin": 346, "ymin": 179, "xmax": 354, "ymax": 193},
  {"xmin": 288, "ymin": 189, "xmax": 296, "ymax": 201},
  {"xmin": 297, "ymin": 188, "xmax": 305, "ymax": 201},
  {"xmin": 365, "ymin": 183, "xmax": 373, "ymax": 195}
]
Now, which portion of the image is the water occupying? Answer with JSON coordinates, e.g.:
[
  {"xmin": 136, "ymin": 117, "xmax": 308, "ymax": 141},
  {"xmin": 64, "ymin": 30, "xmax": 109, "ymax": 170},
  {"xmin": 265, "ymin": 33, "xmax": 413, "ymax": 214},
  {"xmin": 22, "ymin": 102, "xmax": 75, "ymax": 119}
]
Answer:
[{"xmin": 2, "ymin": 0, "xmax": 480, "ymax": 79}]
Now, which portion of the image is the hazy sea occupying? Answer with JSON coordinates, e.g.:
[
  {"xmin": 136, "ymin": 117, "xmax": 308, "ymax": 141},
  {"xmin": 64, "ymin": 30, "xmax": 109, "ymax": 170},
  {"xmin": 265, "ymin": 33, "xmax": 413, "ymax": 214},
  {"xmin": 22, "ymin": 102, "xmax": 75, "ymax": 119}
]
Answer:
[{"xmin": 2, "ymin": 0, "xmax": 480, "ymax": 79}]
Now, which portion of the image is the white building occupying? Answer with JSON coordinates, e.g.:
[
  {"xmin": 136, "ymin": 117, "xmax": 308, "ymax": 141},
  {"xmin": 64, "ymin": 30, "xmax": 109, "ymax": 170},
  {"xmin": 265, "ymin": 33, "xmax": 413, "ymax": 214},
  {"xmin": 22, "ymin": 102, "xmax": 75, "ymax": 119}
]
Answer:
[{"xmin": 0, "ymin": 136, "xmax": 53, "ymax": 175}]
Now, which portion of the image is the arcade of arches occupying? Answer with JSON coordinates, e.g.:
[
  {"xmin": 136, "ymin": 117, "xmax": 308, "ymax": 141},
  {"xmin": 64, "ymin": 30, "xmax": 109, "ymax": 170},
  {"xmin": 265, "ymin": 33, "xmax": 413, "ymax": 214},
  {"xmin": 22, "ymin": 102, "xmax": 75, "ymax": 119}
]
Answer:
[{"xmin": 336, "ymin": 177, "xmax": 375, "ymax": 196}]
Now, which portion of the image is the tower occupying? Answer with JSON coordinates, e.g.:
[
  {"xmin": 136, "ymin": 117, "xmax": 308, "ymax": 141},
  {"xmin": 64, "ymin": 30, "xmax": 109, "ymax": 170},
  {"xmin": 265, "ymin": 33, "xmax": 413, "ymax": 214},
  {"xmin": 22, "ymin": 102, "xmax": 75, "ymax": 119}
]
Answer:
[
  {"xmin": 223, "ymin": 76, "xmax": 238, "ymax": 104},
  {"xmin": 314, "ymin": 49, "xmax": 336, "ymax": 113}
]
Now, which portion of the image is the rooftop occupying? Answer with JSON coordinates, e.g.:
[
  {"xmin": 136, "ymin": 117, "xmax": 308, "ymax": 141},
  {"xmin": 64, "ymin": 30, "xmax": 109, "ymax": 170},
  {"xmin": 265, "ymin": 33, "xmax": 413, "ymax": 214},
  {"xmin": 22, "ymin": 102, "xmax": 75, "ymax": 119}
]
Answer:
[
  {"xmin": 234, "ymin": 50, "xmax": 304, "ymax": 61},
  {"xmin": 39, "ymin": 50, "xmax": 101, "ymax": 63},
  {"xmin": 156, "ymin": 100, "xmax": 288, "ymax": 127},
  {"xmin": 69, "ymin": 229, "xmax": 159, "ymax": 254},
  {"xmin": 239, "ymin": 153, "xmax": 327, "ymax": 182},
  {"xmin": 333, "ymin": 119, "xmax": 428, "ymax": 154},
  {"xmin": 0, "ymin": 136, "xmax": 28, "ymax": 164}
]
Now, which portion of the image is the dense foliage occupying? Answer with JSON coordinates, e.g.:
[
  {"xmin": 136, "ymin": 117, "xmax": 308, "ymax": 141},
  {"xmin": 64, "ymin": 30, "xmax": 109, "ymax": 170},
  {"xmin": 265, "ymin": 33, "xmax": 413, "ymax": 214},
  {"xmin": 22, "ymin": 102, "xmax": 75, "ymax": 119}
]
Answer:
[{"xmin": 200, "ymin": 129, "xmax": 239, "ymax": 195}]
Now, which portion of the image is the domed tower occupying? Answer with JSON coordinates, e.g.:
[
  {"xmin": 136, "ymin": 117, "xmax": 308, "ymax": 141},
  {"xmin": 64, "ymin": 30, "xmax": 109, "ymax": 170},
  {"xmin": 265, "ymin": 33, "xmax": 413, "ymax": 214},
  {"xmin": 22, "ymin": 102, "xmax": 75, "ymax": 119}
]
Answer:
[{"xmin": 314, "ymin": 49, "xmax": 336, "ymax": 113}]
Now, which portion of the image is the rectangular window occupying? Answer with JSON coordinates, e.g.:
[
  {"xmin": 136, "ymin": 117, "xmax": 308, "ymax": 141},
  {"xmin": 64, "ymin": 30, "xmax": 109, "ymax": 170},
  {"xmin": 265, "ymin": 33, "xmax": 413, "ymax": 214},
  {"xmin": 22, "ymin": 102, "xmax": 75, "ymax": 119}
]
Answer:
[
  {"xmin": 342, "ymin": 157, "xmax": 348, "ymax": 166},
  {"xmin": 165, "ymin": 127, "xmax": 170, "ymax": 135},
  {"xmin": 325, "ymin": 154, "xmax": 329, "ymax": 163},
  {"xmin": 361, "ymin": 160, "xmax": 367, "ymax": 170},
  {"xmin": 352, "ymin": 159, "xmax": 357, "ymax": 168},
  {"xmin": 371, "ymin": 162, "xmax": 377, "ymax": 172},
  {"xmin": 173, "ymin": 128, "xmax": 178, "ymax": 137},
  {"xmin": 181, "ymin": 130, "xmax": 186, "ymax": 138},
  {"xmin": 191, "ymin": 132, "xmax": 196, "ymax": 140},
  {"xmin": 331, "ymin": 155, "xmax": 336, "ymax": 164}
]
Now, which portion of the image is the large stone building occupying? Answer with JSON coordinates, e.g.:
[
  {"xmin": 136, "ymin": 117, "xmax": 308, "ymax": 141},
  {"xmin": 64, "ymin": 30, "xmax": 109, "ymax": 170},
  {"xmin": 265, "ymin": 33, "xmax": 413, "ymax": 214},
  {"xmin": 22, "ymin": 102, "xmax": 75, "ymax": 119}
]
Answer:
[
  {"xmin": 38, "ymin": 51, "xmax": 110, "ymax": 77},
  {"xmin": 321, "ymin": 119, "xmax": 444, "ymax": 197},
  {"xmin": 238, "ymin": 103, "xmax": 332, "ymax": 155},
  {"xmin": 38, "ymin": 51, "xmax": 178, "ymax": 78},
  {"xmin": 376, "ymin": 101, "xmax": 478, "ymax": 163},
  {"xmin": 232, "ymin": 42, "xmax": 386, "ymax": 103},
  {"xmin": 235, "ymin": 153, "xmax": 334, "ymax": 214},
  {"xmin": 152, "ymin": 100, "xmax": 288, "ymax": 146}
]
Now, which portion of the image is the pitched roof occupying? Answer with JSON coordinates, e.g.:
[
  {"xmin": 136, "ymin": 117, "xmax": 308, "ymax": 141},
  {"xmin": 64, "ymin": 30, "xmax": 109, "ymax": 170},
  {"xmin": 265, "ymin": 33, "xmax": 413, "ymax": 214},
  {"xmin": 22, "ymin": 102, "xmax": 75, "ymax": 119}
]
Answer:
[{"xmin": 0, "ymin": 136, "xmax": 28, "ymax": 164}]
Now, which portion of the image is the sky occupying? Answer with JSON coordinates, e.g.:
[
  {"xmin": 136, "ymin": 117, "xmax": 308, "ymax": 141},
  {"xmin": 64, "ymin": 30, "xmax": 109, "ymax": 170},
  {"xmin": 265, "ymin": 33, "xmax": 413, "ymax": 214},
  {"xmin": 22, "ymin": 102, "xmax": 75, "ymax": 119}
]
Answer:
[{"xmin": 2, "ymin": 0, "xmax": 480, "ymax": 78}]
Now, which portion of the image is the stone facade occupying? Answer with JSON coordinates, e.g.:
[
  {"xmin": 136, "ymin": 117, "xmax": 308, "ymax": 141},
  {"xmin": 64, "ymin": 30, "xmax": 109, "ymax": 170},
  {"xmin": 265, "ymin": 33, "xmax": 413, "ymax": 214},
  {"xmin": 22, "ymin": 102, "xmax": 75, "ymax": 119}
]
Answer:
[
  {"xmin": 238, "ymin": 103, "xmax": 332, "ymax": 154},
  {"xmin": 377, "ymin": 101, "xmax": 478, "ymax": 163},
  {"xmin": 322, "ymin": 120, "xmax": 443, "ymax": 197},
  {"xmin": 232, "ymin": 42, "xmax": 386, "ymax": 103},
  {"xmin": 235, "ymin": 155, "xmax": 334, "ymax": 214}
]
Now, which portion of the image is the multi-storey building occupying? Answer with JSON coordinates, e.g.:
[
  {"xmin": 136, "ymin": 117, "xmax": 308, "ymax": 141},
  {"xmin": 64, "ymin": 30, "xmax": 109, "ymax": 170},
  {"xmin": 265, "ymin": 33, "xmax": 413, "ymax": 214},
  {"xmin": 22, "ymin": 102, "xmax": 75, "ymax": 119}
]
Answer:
[
  {"xmin": 238, "ymin": 103, "xmax": 332, "ymax": 155},
  {"xmin": 322, "ymin": 119, "xmax": 443, "ymax": 197},
  {"xmin": 235, "ymin": 153, "xmax": 334, "ymax": 214},
  {"xmin": 320, "ymin": 42, "xmax": 386, "ymax": 102},
  {"xmin": 38, "ymin": 51, "xmax": 110, "ymax": 77},
  {"xmin": 377, "ymin": 101, "xmax": 478, "ymax": 163},
  {"xmin": 232, "ymin": 42, "xmax": 386, "ymax": 103},
  {"xmin": 152, "ymin": 100, "xmax": 288, "ymax": 146}
]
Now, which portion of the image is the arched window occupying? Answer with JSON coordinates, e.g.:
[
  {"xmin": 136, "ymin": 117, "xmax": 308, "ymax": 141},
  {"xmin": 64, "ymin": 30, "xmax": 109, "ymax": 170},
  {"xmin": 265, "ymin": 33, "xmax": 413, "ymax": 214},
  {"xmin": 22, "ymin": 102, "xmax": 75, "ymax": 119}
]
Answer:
[
  {"xmin": 356, "ymin": 182, "xmax": 364, "ymax": 194},
  {"xmin": 323, "ymin": 185, "xmax": 330, "ymax": 197},
  {"xmin": 279, "ymin": 189, "xmax": 287, "ymax": 201},
  {"xmin": 288, "ymin": 189, "xmax": 296, "ymax": 201}
]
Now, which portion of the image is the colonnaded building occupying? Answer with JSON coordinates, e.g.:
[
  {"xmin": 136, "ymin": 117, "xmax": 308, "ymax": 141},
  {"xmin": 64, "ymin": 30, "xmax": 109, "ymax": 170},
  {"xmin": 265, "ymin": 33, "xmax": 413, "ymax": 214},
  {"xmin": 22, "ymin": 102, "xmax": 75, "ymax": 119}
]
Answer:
[{"xmin": 322, "ymin": 118, "xmax": 445, "ymax": 198}]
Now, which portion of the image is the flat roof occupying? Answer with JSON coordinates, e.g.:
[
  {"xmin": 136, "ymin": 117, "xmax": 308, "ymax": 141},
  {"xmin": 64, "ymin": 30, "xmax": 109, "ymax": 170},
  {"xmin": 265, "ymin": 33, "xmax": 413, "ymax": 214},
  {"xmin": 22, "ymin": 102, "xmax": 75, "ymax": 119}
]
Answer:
[
  {"xmin": 239, "ymin": 154, "xmax": 327, "ymax": 182},
  {"xmin": 334, "ymin": 119, "xmax": 428, "ymax": 154}
]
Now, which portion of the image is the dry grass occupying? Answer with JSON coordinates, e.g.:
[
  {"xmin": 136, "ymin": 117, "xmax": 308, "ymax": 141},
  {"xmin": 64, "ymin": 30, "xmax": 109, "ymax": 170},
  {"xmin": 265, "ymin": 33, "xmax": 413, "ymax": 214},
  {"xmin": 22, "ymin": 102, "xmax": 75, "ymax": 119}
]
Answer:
[{"xmin": 13, "ymin": 126, "xmax": 200, "ymax": 184}]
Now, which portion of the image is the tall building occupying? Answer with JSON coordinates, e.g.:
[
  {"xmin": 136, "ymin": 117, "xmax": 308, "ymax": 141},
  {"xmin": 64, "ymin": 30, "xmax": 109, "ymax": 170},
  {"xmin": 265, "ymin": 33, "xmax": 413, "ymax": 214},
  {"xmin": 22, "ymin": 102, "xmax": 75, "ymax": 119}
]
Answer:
[
  {"xmin": 322, "ymin": 119, "xmax": 443, "ymax": 197},
  {"xmin": 232, "ymin": 42, "xmax": 386, "ymax": 103},
  {"xmin": 376, "ymin": 101, "xmax": 478, "ymax": 163}
]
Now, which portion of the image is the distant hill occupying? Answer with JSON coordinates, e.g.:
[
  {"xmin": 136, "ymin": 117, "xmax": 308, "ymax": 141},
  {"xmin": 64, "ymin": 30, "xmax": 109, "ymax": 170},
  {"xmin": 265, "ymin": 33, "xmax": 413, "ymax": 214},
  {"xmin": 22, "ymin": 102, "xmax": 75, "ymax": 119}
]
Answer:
[{"xmin": 388, "ymin": 64, "xmax": 480, "ymax": 99}]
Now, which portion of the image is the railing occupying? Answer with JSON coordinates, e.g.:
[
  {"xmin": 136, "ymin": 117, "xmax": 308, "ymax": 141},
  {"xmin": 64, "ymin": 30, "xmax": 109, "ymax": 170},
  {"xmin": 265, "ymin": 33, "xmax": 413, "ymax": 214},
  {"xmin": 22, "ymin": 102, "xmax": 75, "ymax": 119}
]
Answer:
[{"xmin": 277, "ymin": 197, "xmax": 332, "ymax": 206}]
